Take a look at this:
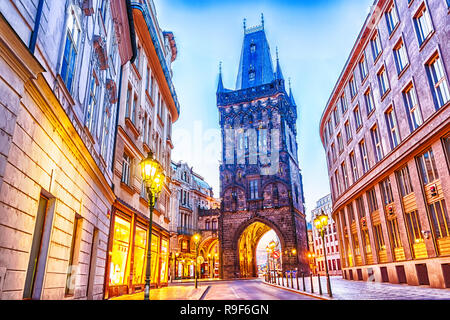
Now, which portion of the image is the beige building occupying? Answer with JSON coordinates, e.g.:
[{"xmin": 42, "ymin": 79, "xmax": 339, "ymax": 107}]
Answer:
[
  {"xmin": 104, "ymin": 0, "xmax": 180, "ymax": 298},
  {"xmin": 0, "ymin": 0, "xmax": 134, "ymax": 299},
  {"xmin": 169, "ymin": 161, "xmax": 219, "ymax": 279}
]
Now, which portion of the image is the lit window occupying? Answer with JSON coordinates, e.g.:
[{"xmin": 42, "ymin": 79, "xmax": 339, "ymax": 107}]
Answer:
[
  {"xmin": 413, "ymin": 4, "xmax": 434, "ymax": 45},
  {"xmin": 402, "ymin": 83, "xmax": 423, "ymax": 131},
  {"xmin": 426, "ymin": 53, "xmax": 450, "ymax": 109}
]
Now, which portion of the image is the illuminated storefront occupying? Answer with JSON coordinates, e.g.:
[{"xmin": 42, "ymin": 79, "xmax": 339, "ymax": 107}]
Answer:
[{"xmin": 105, "ymin": 203, "xmax": 170, "ymax": 299}]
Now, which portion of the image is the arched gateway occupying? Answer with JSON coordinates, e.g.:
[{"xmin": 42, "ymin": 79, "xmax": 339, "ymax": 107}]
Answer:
[{"xmin": 217, "ymin": 18, "xmax": 309, "ymax": 279}]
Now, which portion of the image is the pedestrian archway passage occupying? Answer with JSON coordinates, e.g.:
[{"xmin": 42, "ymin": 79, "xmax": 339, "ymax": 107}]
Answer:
[{"xmin": 238, "ymin": 221, "xmax": 275, "ymax": 278}]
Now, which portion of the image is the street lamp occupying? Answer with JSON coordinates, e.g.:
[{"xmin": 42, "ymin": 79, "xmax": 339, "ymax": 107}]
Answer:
[
  {"xmin": 193, "ymin": 233, "xmax": 201, "ymax": 289},
  {"xmin": 140, "ymin": 151, "xmax": 165, "ymax": 301},
  {"xmin": 314, "ymin": 210, "xmax": 332, "ymax": 297},
  {"xmin": 307, "ymin": 251, "xmax": 316, "ymax": 275}
]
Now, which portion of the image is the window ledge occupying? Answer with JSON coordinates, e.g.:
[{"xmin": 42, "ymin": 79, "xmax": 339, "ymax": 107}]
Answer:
[
  {"xmin": 125, "ymin": 117, "xmax": 140, "ymax": 139},
  {"xmin": 418, "ymin": 30, "xmax": 435, "ymax": 52},
  {"xmin": 367, "ymin": 109, "xmax": 376, "ymax": 119},
  {"xmin": 373, "ymin": 51, "xmax": 383, "ymax": 66},
  {"xmin": 380, "ymin": 88, "xmax": 391, "ymax": 102},
  {"xmin": 388, "ymin": 23, "xmax": 400, "ymax": 41},
  {"xmin": 121, "ymin": 181, "xmax": 136, "ymax": 196},
  {"xmin": 397, "ymin": 63, "xmax": 410, "ymax": 80}
]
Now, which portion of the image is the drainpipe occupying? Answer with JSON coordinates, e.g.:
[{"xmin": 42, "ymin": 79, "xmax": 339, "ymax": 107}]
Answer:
[{"xmin": 29, "ymin": 0, "xmax": 45, "ymax": 54}]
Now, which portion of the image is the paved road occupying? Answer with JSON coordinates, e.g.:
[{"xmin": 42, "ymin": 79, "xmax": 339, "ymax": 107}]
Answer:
[{"xmin": 201, "ymin": 279, "xmax": 319, "ymax": 300}]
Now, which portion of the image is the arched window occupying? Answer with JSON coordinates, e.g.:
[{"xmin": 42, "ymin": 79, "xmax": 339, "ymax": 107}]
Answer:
[
  {"xmin": 212, "ymin": 219, "xmax": 217, "ymax": 230},
  {"xmin": 205, "ymin": 220, "xmax": 210, "ymax": 230}
]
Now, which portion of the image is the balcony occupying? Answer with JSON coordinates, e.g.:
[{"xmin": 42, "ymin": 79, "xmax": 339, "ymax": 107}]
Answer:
[{"xmin": 177, "ymin": 227, "xmax": 195, "ymax": 236}]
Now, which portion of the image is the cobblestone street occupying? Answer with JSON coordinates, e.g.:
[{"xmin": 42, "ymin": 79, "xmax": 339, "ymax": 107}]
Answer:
[{"xmin": 267, "ymin": 276, "xmax": 450, "ymax": 300}]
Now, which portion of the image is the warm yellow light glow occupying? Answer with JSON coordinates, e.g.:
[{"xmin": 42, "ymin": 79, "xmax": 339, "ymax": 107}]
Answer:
[
  {"xmin": 193, "ymin": 234, "xmax": 201, "ymax": 243},
  {"xmin": 291, "ymin": 248, "xmax": 297, "ymax": 255}
]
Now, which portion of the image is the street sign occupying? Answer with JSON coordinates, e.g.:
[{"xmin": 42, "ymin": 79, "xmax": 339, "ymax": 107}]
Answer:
[{"xmin": 272, "ymin": 251, "xmax": 280, "ymax": 259}]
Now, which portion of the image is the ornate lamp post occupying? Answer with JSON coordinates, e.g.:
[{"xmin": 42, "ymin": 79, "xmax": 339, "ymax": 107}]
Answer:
[
  {"xmin": 193, "ymin": 233, "xmax": 201, "ymax": 288},
  {"xmin": 140, "ymin": 151, "xmax": 165, "ymax": 301},
  {"xmin": 314, "ymin": 210, "xmax": 332, "ymax": 297}
]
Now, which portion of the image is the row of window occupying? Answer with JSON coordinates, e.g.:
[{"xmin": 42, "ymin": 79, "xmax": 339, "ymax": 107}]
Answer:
[
  {"xmin": 316, "ymin": 258, "xmax": 341, "ymax": 272},
  {"xmin": 337, "ymin": 140, "xmax": 450, "ymax": 262},
  {"xmin": 332, "ymin": 135, "xmax": 449, "ymax": 203},
  {"xmin": 323, "ymin": 1, "xmax": 449, "ymax": 148}
]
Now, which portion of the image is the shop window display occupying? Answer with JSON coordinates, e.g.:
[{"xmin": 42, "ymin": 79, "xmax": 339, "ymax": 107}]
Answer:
[
  {"xmin": 151, "ymin": 234, "xmax": 160, "ymax": 284},
  {"xmin": 109, "ymin": 216, "xmax": 131, "ymax": 285},
  {"xmin": 132, "ymin": 226, "xmax": 147, "ymax": 284}
]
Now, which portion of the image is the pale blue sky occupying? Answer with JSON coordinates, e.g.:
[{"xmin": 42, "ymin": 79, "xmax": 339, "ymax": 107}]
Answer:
[{"xmin": 153, "ymin": 0, "xmax": 373, "ymax": 221}]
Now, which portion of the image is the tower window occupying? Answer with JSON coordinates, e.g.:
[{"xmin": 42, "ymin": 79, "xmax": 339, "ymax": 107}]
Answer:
[
  {"xmin": 249, "ymin": 68, "xmax": 256, "ymax": 81},
  {"xmin": 250, "ymin": 43, "xmax": 256, "ymax": 53}
]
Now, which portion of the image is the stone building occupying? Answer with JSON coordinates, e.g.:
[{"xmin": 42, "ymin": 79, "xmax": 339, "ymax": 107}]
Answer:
[
  {"xmin": 104, "ymin": 0, "xmax": 180, "ymax": 298},
  {"xmin": 320, "ymin": 0, "xmax": 450, "ymax": 288},
  {"xmin": 217, "ymin": 17, "xmax": 309, "ymax": 279},
  {"xmin": 0, "ymin": 0, "xmax": 134, "ymax": 299},
  {"xmin": 168, "ymin": 161, "xmax": 219, "ymax": 279},
  {"xmin": 310, "ymin": 194, "xmax": 342, "ymax": 276}
]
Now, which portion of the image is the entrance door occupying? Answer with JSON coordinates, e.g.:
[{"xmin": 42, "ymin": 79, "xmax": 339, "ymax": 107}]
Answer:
[{"xmin": 415, "ymin": 264, "xmax": 430, "ymax": 285}]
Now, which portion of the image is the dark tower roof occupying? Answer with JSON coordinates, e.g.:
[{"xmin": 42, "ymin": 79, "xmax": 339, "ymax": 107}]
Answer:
[
  {"xmin": 235, "ymin": 17, "xmax": 275, "ymax": 90},
  {"xmin": 275, "ymin": 47, "xmax": 284, "ymax": 81}
]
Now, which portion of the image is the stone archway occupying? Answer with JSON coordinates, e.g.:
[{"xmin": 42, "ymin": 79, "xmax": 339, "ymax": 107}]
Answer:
[{"xmin": 234, "ymin": 217, "xmax": 285, "ymax": 278}]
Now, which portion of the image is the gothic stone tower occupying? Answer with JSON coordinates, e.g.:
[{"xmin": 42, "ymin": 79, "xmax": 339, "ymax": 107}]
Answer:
[{"xmin": 217, "ymin": 18, "xmax": 309, "ymax": 279}]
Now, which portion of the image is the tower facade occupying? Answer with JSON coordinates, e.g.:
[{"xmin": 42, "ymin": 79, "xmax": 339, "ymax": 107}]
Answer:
[{"xmin": 217, "ymin": 19, "xmax": 309, "ymax": 279}]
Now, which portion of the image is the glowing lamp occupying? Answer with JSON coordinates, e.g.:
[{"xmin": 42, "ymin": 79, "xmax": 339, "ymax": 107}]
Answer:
[{"xmin": 140, "ymin": 151, "xmax": 165, "ymax": 199}]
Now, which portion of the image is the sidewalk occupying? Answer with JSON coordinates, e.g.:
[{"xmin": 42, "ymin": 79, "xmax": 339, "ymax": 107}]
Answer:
[
  {"xmin": 265, "ymin": 276, "xmax": 450, "ymax": 300},
  {"xmin": 110, "ymin": 285, "xmax": 209, "ymax": 300}
]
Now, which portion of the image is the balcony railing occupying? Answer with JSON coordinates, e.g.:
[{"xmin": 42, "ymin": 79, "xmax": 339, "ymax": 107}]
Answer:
[{"xmin": 177, "ymin": 227, "xmax": 195, "ymax": 236}]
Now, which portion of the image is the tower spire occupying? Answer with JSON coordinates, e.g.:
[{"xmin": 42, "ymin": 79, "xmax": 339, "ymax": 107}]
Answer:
[
  {"xmin": 217, "ymin": 61, "xmax": 225, "ymax": 93},
  {"xmin": 261, "ymin": 13, "xmax": 264, "ymax": 29},
  {"xmin": 275, "ymin": 47, "xmax": 284, "ymax": 80},
  {"xmin": 288, "ymin": 77, "xmax": 296, "ymax": 106}
]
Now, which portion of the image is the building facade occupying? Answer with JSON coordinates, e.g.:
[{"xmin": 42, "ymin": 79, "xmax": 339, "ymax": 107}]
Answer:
[
  {"xmin": 169, "ymin": 161, "xmax": 220, "ymax": 280},
  {"xmin": 0, "ymin": 0, "xmax": 134, "ymax": 299},
  {"xmin": 320, "ymin": 0, "xmax": 450, "ymax": 288},
  {"xmin": 217, "ymin": 17, "xmax": 309, "ymax": 279},
  {"xmin": 310, "ymin": 194, "xmax": 342, "ymax": 276},
  {"xmin": 104, "ymin": 0, "xmax": 180, "ymax": 299}
]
